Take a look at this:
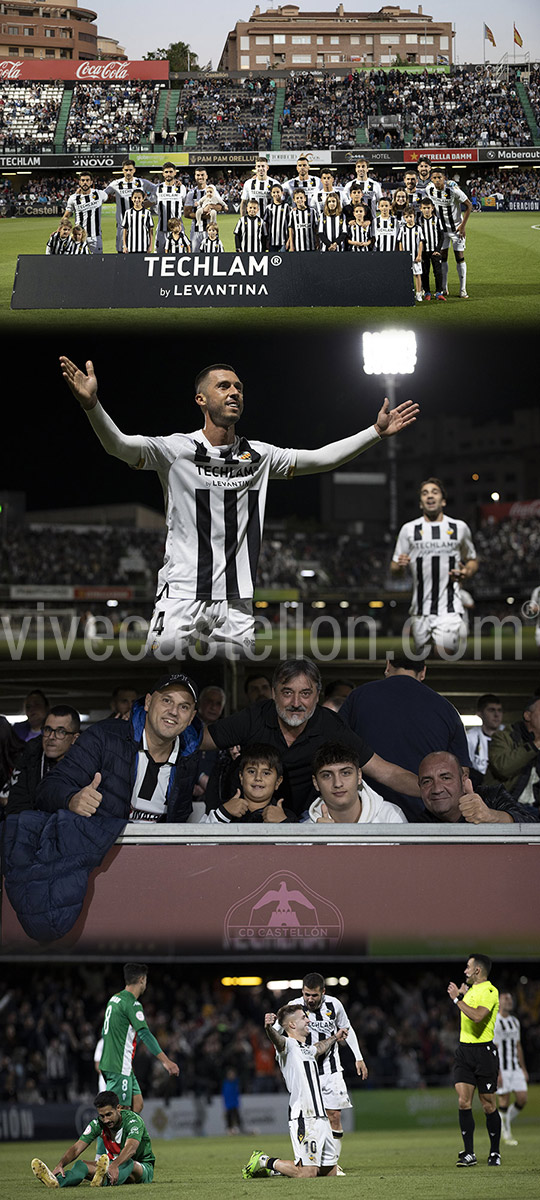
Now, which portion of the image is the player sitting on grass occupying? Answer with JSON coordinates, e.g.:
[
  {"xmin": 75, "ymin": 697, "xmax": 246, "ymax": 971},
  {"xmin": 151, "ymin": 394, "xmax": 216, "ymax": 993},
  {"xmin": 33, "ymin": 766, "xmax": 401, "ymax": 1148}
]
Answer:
[
  {"xmin": 200, "ymin": 742, "xmax": 284, "ymax": 823},
  {"xmin": 31, "ymin": 1090, "xmax": 155, "ymax": 1189}
]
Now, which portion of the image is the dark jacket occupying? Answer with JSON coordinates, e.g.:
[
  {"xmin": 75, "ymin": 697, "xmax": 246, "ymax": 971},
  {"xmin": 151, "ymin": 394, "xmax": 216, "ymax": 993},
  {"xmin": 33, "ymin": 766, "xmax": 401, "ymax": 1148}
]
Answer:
[
  {"xmin": 484, "ymin": 720, "xmax": 540, "ymax": 806},
  {"xmin": 413, "ymin": 784, "xmax": 540, "ymax": 824},
  {"xmin": 2, "ymin": 702, "xmax": 203, "ymax": 943},
  {"xmin": 5, "ymin": 735, "xmax": 57, "ymax": 815},
  {"xmin": 35, "ymin": 701, "xmax": 203, "ymax": 822}
]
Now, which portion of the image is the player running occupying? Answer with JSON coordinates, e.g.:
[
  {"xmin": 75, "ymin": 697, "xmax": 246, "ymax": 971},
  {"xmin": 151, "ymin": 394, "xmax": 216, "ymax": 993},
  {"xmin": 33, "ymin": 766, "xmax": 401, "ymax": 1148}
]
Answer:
[
  {"xmin": 31, "ymin": 1090, "xmax": 155, "ymax": 1188},
  {"xmin": 99, "ymin": 963, "xmax": 178, "ymax": 1111},
  {"xmin": 242, "ymin": 1006, "xmax": 348, "ymax": 1179},
  {"xmin": 391, "ymin": 476, "xmax": 477, "ymax": 656},
  {"xmin": 60, "ymin": 356, "xmax": 419, "ymax": 659}
]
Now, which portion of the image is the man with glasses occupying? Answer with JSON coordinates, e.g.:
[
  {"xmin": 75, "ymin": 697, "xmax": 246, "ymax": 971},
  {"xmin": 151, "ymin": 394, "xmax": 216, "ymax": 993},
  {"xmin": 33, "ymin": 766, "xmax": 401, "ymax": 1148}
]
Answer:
[{"xmin": 5, "ymin": 706, "xmax": 80, "ymax": 814}]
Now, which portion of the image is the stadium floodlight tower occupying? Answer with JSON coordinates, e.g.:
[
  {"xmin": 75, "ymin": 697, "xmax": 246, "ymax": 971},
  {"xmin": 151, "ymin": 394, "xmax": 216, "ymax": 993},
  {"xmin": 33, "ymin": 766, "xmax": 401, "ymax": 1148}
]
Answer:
[{"xmin": 362, "ymin": 330, "xmax": 417, "ymax": 533}]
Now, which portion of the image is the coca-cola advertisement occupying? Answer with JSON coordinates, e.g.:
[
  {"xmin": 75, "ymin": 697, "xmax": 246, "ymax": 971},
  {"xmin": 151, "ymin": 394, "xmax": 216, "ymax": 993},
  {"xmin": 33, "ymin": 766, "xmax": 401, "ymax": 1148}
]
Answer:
[
  {"xmin": 480, "ymin": 498, "xmax": 540, "ymax": 522},
  {"xmin": 0, "ymin": 59, "xmax": 169, "ymax": 81}
]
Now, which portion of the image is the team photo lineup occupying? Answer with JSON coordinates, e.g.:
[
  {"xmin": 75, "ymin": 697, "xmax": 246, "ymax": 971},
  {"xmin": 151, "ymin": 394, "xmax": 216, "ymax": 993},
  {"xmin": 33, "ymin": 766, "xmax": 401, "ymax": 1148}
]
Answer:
[{"xmin": 1, "ymin": 0, "xmax": 540, "ymax": 1194}]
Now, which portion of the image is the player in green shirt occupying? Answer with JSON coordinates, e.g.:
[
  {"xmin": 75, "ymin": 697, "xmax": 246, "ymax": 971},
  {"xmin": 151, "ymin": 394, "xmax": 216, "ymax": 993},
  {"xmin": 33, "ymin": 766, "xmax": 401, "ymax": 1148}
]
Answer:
[
  {"xmin": 31, "ymin": 1090, "xmax": 155, "ymax": 1188},
  {"xmin": 447, "ymin": 953, "xmax": 502, "ymax": 1168},
  {"xmin": 99, "ymin": 962, "xmax": 179, "ymax": 1111}
]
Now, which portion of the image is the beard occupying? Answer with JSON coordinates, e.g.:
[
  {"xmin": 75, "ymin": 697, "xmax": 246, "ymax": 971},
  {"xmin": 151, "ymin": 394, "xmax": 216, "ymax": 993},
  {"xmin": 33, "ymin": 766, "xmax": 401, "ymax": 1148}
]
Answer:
[{"xmin": 275, "ymin": 700, "xmax": 316, "ymax": 728}]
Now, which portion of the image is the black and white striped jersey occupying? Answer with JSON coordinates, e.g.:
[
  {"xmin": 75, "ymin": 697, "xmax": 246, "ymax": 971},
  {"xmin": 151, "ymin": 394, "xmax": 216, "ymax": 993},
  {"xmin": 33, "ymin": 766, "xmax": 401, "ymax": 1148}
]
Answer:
[
  {"xmin": 154, "ymin": 183, "xmax": 186, "ymax": 235},
  {"xmin": 289, "ymin": 207, "xmax": 317, "ymax": 251},
  {"xmin": 285, "ymin": 174, "xmax": 321, "ymax": 205},
  {"xmin": 122, "ymin": 208, "xmax": 153, "ymax": 252},
  {"xmin": 265, "ymin": 202, "xmax": 290, "ymax": 250},
  {"xmin": 318, "ymin": 213, "xmax": 347, "ymax": 251},
  {"xmin": 275, "ymin": 1037, "xmax": 327, "ymax": 1120},
  {"xmin": 46, "ymin": 231, "xmax": 71, "ymax": 254},
  {"xmin": 185, "ymin": 186, "xmax": 221, "ymax": 235},
  {"xmin": 392, "ymin": 516, "xmax": 476, "ymax": 617},
  {"xmin": 105, "ymin": 177, "xmax": 156, "ymax": 224},
  {"xmin": 343, "ymin": 177, "xmax": 382, "ymax": 206},
  {"xmin": 65, "ymin": 239, "xmax": 90, "ymax": 255},
  {"xmin": 241, "ymin": 174, "xmax": 279, "ymax": 215},
  {"xmin": 312, "ymin": 186, "xmax": 343, "ymax": 218},
  {"xmin": 373, "ymin": 215, "xmax": 402, "ymax": 252},
  {"xmin": 164, "ymin": 229, "xmax": 191, "ymax": 254},
  {"xmin": 139, "ymin": 430, "xmax": 296, "ymax": 601},
  {"xmin": 417, "ymin": 214, "xmax": 444, "ymax": 254},
  {"xmin": 65, "ymin": 189, "xmax": 108, "ymax": 239},
  {"xmin": 199, "ymin": 234, "xmax": 224, "ymax": 253},
  {"xmin": 424, "ymin": 181, "xmax": 469, "ymax": 233},
  {"xmin": 400, "ymin": 223, "xmax": 423, "ymax": 260},
  {"xmin": 285, "ymin": 994, "xmax": 362, "ymax": 1082},
  {"xmin": 493, "ymin": 1015, "xmax": 521, "ymax": 1073},
  {"xmin": 234, "ymin": 215, "xmax": 267, "ymax": 253},
  {"xmin": 346, "ymin": 220, "xmax": 373, "ymax": 251}
]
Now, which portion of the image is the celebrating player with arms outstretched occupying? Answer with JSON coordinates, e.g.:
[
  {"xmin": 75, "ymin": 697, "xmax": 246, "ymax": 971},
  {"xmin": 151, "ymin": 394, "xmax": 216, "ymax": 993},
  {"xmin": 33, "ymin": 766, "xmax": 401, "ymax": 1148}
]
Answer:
[{"xmin": 60, "ymin": 355, "xmax": 418, "ymax": 658}]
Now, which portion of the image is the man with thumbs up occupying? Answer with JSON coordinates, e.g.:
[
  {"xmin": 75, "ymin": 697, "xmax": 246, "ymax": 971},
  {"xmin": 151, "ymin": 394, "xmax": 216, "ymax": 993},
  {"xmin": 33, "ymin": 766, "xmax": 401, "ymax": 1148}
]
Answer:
[
  {"xmin": 416, "ymin": 752, "xmax": 540, "ymax": 824},
  {"xmin": 36, "ymin": 674, "xmax": 203, "ymax": 824},
  {"xmin": 304, "ymin": 743, "xmax": 406, "ymax": 824}
]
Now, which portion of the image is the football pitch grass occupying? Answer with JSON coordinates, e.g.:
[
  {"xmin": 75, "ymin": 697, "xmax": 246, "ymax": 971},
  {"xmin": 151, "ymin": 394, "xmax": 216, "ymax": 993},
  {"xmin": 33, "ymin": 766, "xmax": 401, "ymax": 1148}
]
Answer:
[
  {"xmin": 5, "ymin": 1129, "xmax": 539, "ymax": 1199},
  {"xmin": 2, "ymin": 209, "xmax": 539, "ymax": 330},
  {"xmin": 0, "ymin": 627, "xmax": 538, "ymax": 662}
]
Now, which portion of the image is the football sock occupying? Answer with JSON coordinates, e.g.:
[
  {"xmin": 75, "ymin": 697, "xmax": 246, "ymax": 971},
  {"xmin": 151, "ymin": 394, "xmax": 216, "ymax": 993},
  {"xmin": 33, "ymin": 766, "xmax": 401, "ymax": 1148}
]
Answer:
[
  {"xmin": 457, "ymin": 260, "xmax": 467, "ymax": 290},
  {"xmin": 58, "ymin": 1162, "xmax": 89, "ymax": 1186},
  {"xmin": 332, "ymin": 1130, "xmax": 344, "ymax": 1160},
  {"xmin": 101, "ymin": 1160, "xmax": 135, "ymax": 1187},
  {"xmin": 486, "ymin": 1108, "xmax": 501, "ymax": 1153},
  {"xmin": 459, "ymin": 1107, "xmax": 475, "ymax": 1154},
  {"xmin": 441, "ymin": 261, "xmax": 449, "ymax": 291}
]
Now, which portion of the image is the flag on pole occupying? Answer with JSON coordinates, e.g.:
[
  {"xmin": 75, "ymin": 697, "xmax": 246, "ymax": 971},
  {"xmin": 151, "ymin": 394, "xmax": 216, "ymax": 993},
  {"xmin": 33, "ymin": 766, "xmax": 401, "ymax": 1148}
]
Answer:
[
  {"xmin": 484, "ymin": 24, "xmax": 496, "ymax": 46},
  {"xmin": 513, "ymin": 24, "xmax": 523, "ymax": 47}
]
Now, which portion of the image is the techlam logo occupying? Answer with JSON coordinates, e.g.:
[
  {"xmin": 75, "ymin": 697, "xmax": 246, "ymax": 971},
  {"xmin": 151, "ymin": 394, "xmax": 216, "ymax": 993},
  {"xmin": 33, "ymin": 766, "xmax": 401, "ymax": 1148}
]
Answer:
[
  {"xmin": 224, "ymin": 870, "xmax": 344, "ymax": 952},
  {"xmin": 0, "ymin": 61, "xmax": 22, "ymax": 79},
  {"xmin": 76, "ymin": 61, "xmax": 129, "ymax": 81}
]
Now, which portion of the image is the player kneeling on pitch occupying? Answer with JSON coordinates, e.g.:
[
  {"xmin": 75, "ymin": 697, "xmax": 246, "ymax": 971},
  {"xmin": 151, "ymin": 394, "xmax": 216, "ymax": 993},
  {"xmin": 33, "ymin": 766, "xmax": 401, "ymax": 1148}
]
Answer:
[
  {"xmin": 242, "ymin": 1007, "xmax": 347, "ymax": 1179},
  {"xmin": 31, "ymin": 1090, "xmax": 155, "ymax": 1189}
]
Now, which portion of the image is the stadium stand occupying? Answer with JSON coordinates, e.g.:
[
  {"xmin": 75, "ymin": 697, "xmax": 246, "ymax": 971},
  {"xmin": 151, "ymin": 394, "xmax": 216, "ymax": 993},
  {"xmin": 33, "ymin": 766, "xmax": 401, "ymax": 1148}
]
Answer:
[
  {"xmin": 0, "ymin": 80, "xmax": 63, "ymax": 151},
  {"xmin": 1, "ymin": 965, "xmax": 538, "ymax": 1102},
  {"xmin": 176, "ymin": 77, "xmax": 275, "ymax": 150},
  {"xmin": 64, "ymin": 81, "xmax": 162, "ymax": 150},
  {"xmin": 523, "ymin": 65, "xmax": 540, "ymax": 137},
  {"xmin": 279, "ymin": 72, "xmax": 378, "ymax": 150}
]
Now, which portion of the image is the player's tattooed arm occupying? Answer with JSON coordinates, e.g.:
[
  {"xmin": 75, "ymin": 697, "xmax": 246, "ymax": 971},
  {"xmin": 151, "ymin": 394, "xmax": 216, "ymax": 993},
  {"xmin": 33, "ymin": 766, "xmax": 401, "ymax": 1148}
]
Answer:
[
  {"xmin": 314, "ymin": 1029, "xmax": 348, "ymax": 1059},
  {"xmin": 264, "ymin": 1013, "xmax": 286, "ymax": 1051}
]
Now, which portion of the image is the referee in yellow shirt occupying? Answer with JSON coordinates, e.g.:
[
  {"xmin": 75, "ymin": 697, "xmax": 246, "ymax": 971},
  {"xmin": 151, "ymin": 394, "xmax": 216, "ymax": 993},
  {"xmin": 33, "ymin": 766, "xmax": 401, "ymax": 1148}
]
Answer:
[{"xmin": 447, "ymin": 953, "xmax": 502, "ymax": 1167}]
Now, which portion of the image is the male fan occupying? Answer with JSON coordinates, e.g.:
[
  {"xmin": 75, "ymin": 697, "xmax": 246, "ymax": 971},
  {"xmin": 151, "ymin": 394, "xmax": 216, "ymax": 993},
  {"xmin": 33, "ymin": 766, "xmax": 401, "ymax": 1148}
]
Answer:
[{"xmin": 60, "ymin": 358, "xmax": 419, "ymax": 658}]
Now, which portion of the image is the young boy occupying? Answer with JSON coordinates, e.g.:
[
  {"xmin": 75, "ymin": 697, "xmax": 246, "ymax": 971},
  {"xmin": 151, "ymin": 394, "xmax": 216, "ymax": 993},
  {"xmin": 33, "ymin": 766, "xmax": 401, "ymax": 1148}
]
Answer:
[
  {"xmin": 122, "ymin": 189, "xmax": 154, "ymax": 254},
  {"xmin": 346, "ymin": 202, "xmax": 373, "ymax": 252},
  {"xmin": 264, "ymin": 183, "xmax": 290, "ymax": 252},
  {"xmin": 46, "ymin": 218, "xmax": 73, "ymax": 255},
  {"xmin": 372, "ymin": 197, "xmax": 401, "ymax": 252},
  {"xmin": 399, "ymin": 205, "xmax": 424, "ymax": 300},
  {"xmin": 318, "ymin": 193, "xmax": 347, "ymax": 252},
  {"xmin": 200, "ymin": 222, "xmax": 224, "ymax": 253},
  {"xmin": 287, "ymin": 189, "xmax": 317, "ymax": 252},
  {"xmin": 164, "ymin": 216, "xmax": 191, "ymax": 254},
  {"xmin": 234, "ymin": 199, "xmax": 267, "ymax": 252},
  {"xmin": 200, "ymin": 744, "xmax": 283, "ymax": 824},
  {"xmin": 417, "ymin": 196, "xmax": 445, "ymax": 301}
]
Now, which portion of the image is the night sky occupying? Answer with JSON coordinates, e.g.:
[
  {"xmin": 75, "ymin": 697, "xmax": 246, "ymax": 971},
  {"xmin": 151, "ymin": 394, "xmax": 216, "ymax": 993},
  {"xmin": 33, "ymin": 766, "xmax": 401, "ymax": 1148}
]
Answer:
[{"xmin": 6, "ymin": 325, "xmax": 536, "ymax": 521}]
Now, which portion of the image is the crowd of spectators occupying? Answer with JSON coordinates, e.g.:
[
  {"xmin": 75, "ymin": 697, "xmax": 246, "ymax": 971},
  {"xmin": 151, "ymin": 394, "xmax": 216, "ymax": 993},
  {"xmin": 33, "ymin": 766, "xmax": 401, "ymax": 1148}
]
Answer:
[
  {"xmin": 467, "ymin": 168, "xmax": 540, "ymax": 206},
  {"xmin": 0, "ymin": 80, "xmax": 62, "ymax": 151},
  {"xmin": 280, "ymin": 72, "xmax": 378, "ymax": 150},
  {"xmin": 176, "ymin": 78, "xmax": 275, "ymax": 151},
  {"xmin": 64, "ymin": 82, "xmax": 162, "ymax": 150},
  {"xmin": 2, "ymin": 519, "xmax": 540, "ymax": 600},
  {"xmin": 524, "ymin": 65, "xmax": 540, "ymax": 130},
  {"xmin": 1, "ymin": 964, "xmax": 538, "ymax": 1105}
]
